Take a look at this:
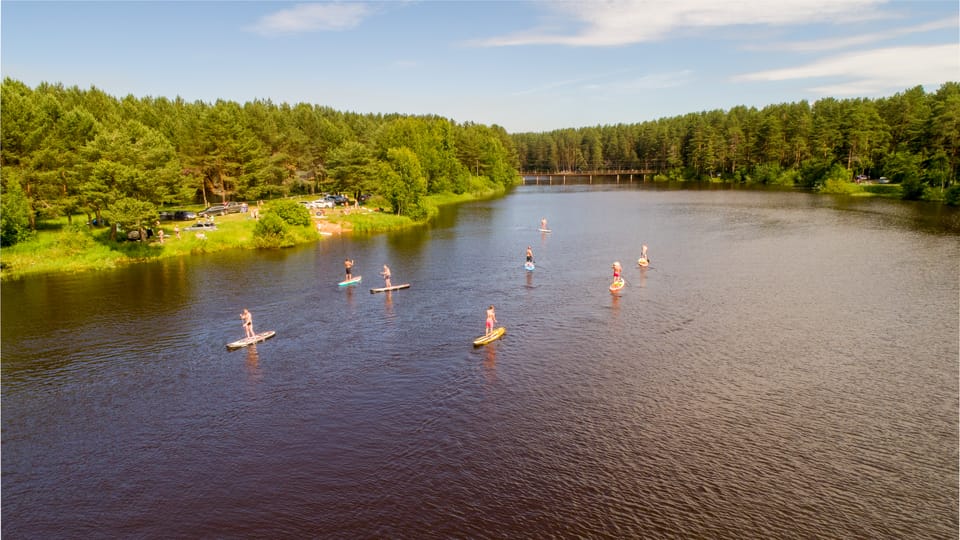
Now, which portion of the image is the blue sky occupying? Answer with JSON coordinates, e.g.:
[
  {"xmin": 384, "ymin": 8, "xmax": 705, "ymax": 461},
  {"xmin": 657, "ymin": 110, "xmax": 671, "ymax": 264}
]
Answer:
[{"xmin": 2, "ymin": 1, "xmax": 957, "ymax": 133}]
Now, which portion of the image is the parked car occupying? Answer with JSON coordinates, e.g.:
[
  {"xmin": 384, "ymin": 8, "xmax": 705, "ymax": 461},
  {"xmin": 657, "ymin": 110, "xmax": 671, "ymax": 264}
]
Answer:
[
  {"xmin": 159, "ymin": 210, "xmax": 198, "ymax": 221},
  {"xmin": 184, "ymin": 221, "xmax": 217, "ymax": 231},
  {"xmin": 198, "ymin": 202, "xmax": 244, "ymax": 217},
  {"xmin": 357, "ymin": 193, "xmax": 373, "ymax": 204},
  {"xmin": 878, "ymin": 177, "xmax": 890, "ymax": 184},
  {"xmin": 325, "ymin": 194, "xmax": 350, "ymax": 206},
  {"xmin": 300, "ymin": 199, "xmax": 333, "ymax": 209}
]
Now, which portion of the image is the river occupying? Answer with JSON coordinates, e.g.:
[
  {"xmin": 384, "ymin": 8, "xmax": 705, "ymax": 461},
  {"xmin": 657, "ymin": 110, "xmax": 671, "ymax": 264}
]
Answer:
[{"xmin": 3, "ymin": 185, "xmax": 958, "ymax": 538}]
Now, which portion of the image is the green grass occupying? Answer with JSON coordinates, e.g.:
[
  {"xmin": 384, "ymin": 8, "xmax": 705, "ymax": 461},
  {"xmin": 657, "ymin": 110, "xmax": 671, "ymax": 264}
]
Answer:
[{"xmin": 0, "ymin": 185, "xmax": 510, "ymax": 280}]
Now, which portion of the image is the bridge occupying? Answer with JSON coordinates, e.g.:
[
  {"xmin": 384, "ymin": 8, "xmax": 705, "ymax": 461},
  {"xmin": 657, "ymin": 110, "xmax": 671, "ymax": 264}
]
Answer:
[{"xmin": 521, "ymin": 170, "xmax": 656, "ymax": 185}]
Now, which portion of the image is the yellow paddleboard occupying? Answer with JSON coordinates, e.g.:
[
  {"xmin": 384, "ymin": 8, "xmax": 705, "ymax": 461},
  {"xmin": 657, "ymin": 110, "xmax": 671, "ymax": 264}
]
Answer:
[{"xmin": 473, "ymin": 326, "xmax": 506, "ymax": 346}]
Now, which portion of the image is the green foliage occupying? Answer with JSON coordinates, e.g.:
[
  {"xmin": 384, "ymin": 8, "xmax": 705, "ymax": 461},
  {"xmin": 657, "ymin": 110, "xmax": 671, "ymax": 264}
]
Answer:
[
  {"xmin": 861, "ymin": 184, "xmax": 902, "ymax": 197},
  {"xmin": 383, "ymin": 147, "xmax": 427, "ymax": 218},
  {"xmin": 883, "ymin": 151, "xmax": 925, "ymax": 200},
  {"xmin": 268, "ymin": 198, "xmax": 311, "ymax": 226},
  {"xmin": 103, "ymin": 197, "xmax": 157, "ymax": 240},
  {"xmin": 818, "ymin": 164, "xmax": 862, "ymax": 195},
  {"xmin": 253, "ymin": 212, "xmax": 290, "ymax": 247},
  {"xmin": 797, "ymin": 158, "xmax": 835, "ymax": 188},
  {"xmin": 944, "ymin": 184, "xmax": 960, "ymax": 206},
  {"xmin": 819, "ymin": 178, "xmax": 863, "ymax": 195},
  {"xmin": 1, "ymin": 172, "xmax": 33, "ymax": 246}
]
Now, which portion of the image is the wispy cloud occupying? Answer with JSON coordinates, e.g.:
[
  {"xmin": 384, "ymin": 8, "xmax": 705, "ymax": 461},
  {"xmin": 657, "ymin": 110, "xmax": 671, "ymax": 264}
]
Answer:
[
  {"xmin": 249, "ymin": 3, "xmax": 374, "ymax": 36},
  {"xmin": 754, "ymin": 17, "xmax": 957, "ymax": 52},
  {"xmin": 475, "ymin": 0, "xmax": 886, "ymax": 47},
  {"xmin": 735, "ymin": 43, "xmax": 960, "ymax": 94}
]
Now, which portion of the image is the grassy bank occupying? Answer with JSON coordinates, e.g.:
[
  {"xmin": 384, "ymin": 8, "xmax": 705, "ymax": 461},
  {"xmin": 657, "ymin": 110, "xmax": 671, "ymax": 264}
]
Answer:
[{"xmin": 0, "ymin": 186, "xmax": 506, "ymax": 281}]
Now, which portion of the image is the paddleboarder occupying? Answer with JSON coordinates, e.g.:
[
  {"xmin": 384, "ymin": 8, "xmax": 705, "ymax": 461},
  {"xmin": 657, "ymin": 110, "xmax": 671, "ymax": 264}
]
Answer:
[
  {"xmin": 241, "ymin": 308, "xmax": 254, "ymax": 338},
  {"xmin": 381, "ymin": 264, "xmax": 392, "ymax": 288},
  {"xmin": 612, "ymin": 261, "xmax": 622, "ymax": 283},
  {"xmin": 540, "ymin": 217, "xmax": 548, "ymax": 230},
  {"xmin": 526, "ymin": 246, "xmax": 534, "ymax": 263},
  {"xmin": 485, "ymin": 305, "xmax": 497, "ymax": 336},
  {"xmin": 344, "ymin": 258, "xmax": 355, "ymax": 281}
]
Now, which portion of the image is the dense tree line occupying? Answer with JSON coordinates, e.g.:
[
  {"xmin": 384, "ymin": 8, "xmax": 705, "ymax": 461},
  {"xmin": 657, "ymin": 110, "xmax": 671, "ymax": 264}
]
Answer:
[
  {"xmin": 0, "ymin": 78, "xmax": 520, "ymax": 245},
  {"xmin": 512, "ymin": 83, "xmax": 960, "ymax": 200},
  {"xmin": 4, "ymin": 79, "xmax": 959, "ymax": 247}
]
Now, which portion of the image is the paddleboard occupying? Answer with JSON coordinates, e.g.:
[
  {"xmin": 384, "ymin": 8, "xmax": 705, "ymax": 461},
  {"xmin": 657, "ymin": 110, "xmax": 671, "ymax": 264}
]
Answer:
[
  {"xmin": 474, "ymin": 326, "xmax": 506, "ymax": 346},
  {"xmin": 637, "ymin": 258, "xmax": 649, "ymax": 267},
  {"xmin": 338, "ymin": 276, "xmax": 362, "ymax": 286},
  {"xmin": 370, "ymin": 283, "xmax": 411, "ymax": 294},
  {"xmin": 524, "ymin": 261, "xmax": 535, "ymax": 271},
  {"xmin": 226, "ymin": 330, "xmax": 276, "ymax": 351},
  {"xmin": 538, "ymin": 228, "xmax": 552, "ymax": 233},
  {"xmin": 609, "ymin": 279, "xmax": 625, "ymax": 292}
]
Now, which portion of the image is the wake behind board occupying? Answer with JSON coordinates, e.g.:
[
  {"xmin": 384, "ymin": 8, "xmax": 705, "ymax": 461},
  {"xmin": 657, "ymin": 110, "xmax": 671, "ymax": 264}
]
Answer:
[
  {"xmin": 226, "ymin": 330, "xmax": 276, "ymax": 351},
  {"xmin": 609, "ymin": 279, "xmax": 625, "ymax": 292},
  {"xmin": 474, "ymin": 326, "xmax": 506, "ymax": 346},
  {"xmin": 524, "ymin": 261, "xmax": 536, "ymax": 271},
  {"xmin": 338, "ymin": 275, "xmax": 362, "ymax": 286},
  {"xmin": 538, "ymin": 228, "xmax": 552, "ymax": 233},
  {"xmin": 370, "ymin": 283, "xmax": 411, "ymax": 294}
]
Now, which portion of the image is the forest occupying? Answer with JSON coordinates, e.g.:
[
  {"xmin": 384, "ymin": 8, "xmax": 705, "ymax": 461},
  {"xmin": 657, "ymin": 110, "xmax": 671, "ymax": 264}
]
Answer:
[
  {"xmin": 2, "ymin": 78, "xmax": 958, "ymax": 247},
  {"xmin": 0, "ymin": 77, "xmax": 520, "ymax": 246},
  {"xmin": 513, "ymin": 82, "xmax": 960, "ymax": 199}
]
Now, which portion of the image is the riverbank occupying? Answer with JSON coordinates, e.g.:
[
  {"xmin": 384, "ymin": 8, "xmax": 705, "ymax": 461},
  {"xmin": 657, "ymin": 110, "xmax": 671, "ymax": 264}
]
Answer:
[{"xmin": 0, "ymin": 188, "xmax": 505, "ymax": 281}]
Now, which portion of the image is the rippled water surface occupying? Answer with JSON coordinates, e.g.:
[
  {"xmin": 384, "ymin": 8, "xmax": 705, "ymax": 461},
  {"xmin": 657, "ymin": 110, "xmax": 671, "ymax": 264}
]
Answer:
[{"xmin": 3, "ymin": 186, "xmax": 958, "ymax": 538}]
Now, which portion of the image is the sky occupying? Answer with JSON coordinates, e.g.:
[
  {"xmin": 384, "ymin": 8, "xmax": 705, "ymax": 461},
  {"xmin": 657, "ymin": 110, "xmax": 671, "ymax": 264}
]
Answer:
[{"xmin": 2, "ymin": 0, "xmax": 958, "ymax": 133}]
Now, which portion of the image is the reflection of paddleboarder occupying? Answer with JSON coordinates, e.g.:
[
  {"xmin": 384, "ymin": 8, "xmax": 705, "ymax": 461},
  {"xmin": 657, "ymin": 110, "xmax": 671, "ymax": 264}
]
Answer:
[
  {"xmin": 381, "ymin": 265, "xmax": 392, "ymax": 288},
  {"xmin": 241, "ymin": 308, "xmax": 254, "ymax": 338}
]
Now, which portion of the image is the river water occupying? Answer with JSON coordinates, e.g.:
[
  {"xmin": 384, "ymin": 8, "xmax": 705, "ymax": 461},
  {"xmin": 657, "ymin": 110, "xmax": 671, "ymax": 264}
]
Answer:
[{"xmin": 3, "ymin": 185, "xmax": 958, "ymax": 538}]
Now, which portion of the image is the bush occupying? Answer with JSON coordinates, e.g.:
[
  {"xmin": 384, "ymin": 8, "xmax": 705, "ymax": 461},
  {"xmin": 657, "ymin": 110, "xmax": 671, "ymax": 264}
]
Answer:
[
  {"xmin": 253, "ymin": 212, "xmax": 290, "ymax": 247},
  {"xmin": 944, "ymin": 184, "xmax": 960, "ymax": 206},
  {"xmin": 900, "ymin": 175, "xmax": 926, "ymax": 200},
  {"xmin": 819, "ymin": 177, "xmax": 863, "ymax": 195},
  {"xmin": 269, "ymin": 199, "xmax": 311, "ymax": 227},
  {"xmin": 1, "ymin": 177, "xmax": 33, "ymax": 246}
]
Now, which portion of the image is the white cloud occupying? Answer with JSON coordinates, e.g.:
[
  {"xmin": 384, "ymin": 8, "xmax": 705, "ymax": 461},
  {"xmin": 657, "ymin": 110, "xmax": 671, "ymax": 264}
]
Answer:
[
  {"xmin": 249, "ymin": 3, "xmax": 373, "ymax": 35},
  {"xmin": 477, "ymin": 0, "xmax": 886, "ymax": 47},
  {"xmin": 757, "ymin": 17, "xmax": 957, "ymax": 52},
  {"xmin": 735, "ymin": 43, "xmax": 960, "ymax": 94}
]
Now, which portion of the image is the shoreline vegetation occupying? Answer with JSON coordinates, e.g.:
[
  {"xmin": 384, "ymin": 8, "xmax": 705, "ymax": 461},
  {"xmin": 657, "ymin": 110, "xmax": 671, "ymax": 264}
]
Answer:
[
  {"xmin": 0, "ymin": 180, "xmax": 922, "ymax": 282},
  {"xmin": 3, "ymin": 79, "xmax": 957, "ymax": 281},
  {"xmin": 0, "ymin": 187, "xmax": 505, "ymax": 281}
]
